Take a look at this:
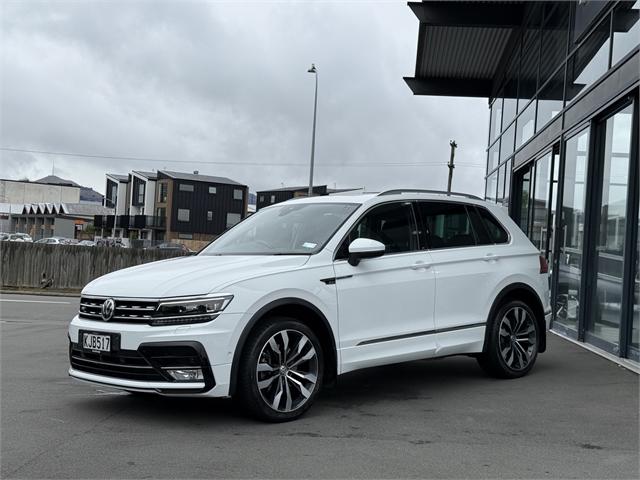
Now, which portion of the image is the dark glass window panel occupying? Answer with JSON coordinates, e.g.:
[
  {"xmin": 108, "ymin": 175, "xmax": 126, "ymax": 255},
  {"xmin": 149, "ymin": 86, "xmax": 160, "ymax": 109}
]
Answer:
[
  {"xmin": 500, "ymin": 123, "xmax": 515, "ymax": 163},
  {"xmin": 502, "ymin": 56, "xmax": 519, "ymax": 125},
  {"xmin": 478, "ymin": 208, "xmax": 509, "ymax": 244},
  {"xmin": 486, "ymin": 171, "xmax": 498, "ymax": 203},
  {"xmin": 418, "ymin": 202, "xmax": 476, "ymax": 249},
  {"xmin": 497, "ymin": 163, "xmax": 506, "ymax": 204},
  {"xmin": 588, "ymin": 106, "xmax": 633, "ymax": 350},
  {"xmin": 612, "ymin": 1, "xmax": 640, "ymax": 66},
  {"xmin": 490, "ymin": 98, "xmax": 503, "ymax": 144},
  {"xmin": 516, "ymin": 101, "xmax": 536, "ymax": 149},
  {"xmin": 503, "ymin": 159, "xmax": 512, "ymax": 207},
  {"xmin": 519, "ymin": 168, "xmax": 532, "ymax": 234},
  {"xmin": 566, "ymin": 19, "xmax": 611, "ymax": 104},
  {"xmin": 519, "ymin": 22, "xmax": 541, "ymax": 109},
  {"xmin": 536, "ymin": 66, "xmax": 565, "ymax": 132},
  {"xmin": 531, "ymin": 153, "xmax": 553, "ymax": 253},
  {"xmin": 555, "ymin": 129, "xmax": 590, "ymax": 332},
  {"xmin": 468, "ymin": 207, "xmax": 492, "ymax": 245},
  {"xmin": 345, "ymin": 202, "xmax": 419, "ymax": 254},
  {"xmin": 488, "ymin": 140, "xmax": 500, "ymax": 173},
  {"xmin": 632, "ymin": 188, "xmax": 639, "ymax": 359},
  {"xmin": 540, "ymin": 2, "xmax": 570, "ymax": 85}
]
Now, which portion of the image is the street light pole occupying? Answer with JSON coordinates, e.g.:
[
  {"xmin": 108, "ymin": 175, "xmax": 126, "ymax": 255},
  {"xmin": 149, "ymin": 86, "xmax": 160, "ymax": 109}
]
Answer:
[{"xmin": 307, "ymin": 64, "xmax": 318, "ymax": 197}]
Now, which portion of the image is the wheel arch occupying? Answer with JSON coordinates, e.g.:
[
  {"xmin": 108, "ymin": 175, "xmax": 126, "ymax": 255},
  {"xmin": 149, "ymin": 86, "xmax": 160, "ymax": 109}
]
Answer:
[
  {"xmin": 483, "ymin": 282, "xmax": 547, "ymax": 354},
  {"xmin": 228, "ymin": 297, "xmax": 338, "ymax": 396}
]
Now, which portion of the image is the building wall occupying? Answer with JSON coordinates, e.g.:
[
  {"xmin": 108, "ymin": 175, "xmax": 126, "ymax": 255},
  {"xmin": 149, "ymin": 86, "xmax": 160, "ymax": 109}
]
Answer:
[
  {"xmin": 169, "ymin": 180, "xmax": 247, "ymax": 236},
  {"xmin": 0, "ymin": 180, "xmax": 80, "ymax": 204},
  {"xmin": 483, "ymin": 1, "xmax": 640, "ymax": 363}
]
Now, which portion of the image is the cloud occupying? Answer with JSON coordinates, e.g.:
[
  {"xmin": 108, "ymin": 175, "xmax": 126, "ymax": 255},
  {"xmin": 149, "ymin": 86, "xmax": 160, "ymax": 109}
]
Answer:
[{"xmin": 0, "ymin": 0, "xmax": 488, "ymax": 196}]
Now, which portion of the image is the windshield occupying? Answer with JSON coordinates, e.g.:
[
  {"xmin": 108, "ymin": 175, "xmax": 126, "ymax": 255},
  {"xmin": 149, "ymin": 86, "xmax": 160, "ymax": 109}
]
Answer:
[{"xmin": 200, "ymin": 202, "xmax": 359, "ymax": 255}]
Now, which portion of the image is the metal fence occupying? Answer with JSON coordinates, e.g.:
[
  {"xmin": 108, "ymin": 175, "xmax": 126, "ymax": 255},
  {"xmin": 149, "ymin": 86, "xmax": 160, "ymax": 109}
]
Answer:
[{"xmin": 0, "ymin": 241, "xmax": 190, "ymax": 292}]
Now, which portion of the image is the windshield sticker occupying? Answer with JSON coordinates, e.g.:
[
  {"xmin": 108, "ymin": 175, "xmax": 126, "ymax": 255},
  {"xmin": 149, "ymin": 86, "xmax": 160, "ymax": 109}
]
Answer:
[{"xmin": 302, "ymin": 242, "xmax": 317, "ymax": 249}]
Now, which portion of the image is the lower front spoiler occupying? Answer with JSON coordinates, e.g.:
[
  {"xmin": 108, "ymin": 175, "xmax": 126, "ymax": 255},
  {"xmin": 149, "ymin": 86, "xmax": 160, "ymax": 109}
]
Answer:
[{"xmin": 69, "ymin": 367, "xmax": 205, "ymax": 393}]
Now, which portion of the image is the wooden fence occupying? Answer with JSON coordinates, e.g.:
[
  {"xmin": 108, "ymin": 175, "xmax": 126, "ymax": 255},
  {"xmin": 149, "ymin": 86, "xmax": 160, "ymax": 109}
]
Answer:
[{"xmin": 0, "ymin": 242, "xmax": 189, "ymax": 292}]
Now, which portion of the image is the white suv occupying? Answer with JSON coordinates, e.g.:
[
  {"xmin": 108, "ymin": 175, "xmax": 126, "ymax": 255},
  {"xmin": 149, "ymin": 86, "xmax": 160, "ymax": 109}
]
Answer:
[{"xmin": 69, "ymin": 191, "xmax": 551, "ymax": 421}]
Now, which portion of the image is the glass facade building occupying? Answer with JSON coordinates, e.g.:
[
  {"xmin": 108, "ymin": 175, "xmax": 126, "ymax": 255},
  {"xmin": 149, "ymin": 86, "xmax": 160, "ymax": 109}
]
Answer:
[{"xmin": 407, "ymin": 1, "xmax": 639, "ymax": 364}]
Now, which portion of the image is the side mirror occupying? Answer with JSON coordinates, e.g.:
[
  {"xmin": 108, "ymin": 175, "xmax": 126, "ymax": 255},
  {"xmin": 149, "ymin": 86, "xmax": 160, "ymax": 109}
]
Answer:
[{"xmin": 348, "ymin": 238, "xmax": 386, "ymax": 266}]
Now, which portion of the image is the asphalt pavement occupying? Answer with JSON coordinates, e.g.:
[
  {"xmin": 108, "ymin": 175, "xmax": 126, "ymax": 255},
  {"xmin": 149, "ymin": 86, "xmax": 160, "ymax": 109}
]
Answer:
[{"xmin": 1, "ymin": 293, "xmax": 638, "ymax": 479}]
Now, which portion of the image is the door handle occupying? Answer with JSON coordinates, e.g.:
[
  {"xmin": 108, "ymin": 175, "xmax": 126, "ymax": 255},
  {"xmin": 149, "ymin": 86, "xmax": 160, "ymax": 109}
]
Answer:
[
  {"xmin": 411, "ymin": 261, "xmax": 431, "ymax": 270},
  {"xmin": 483, "ymin": 253, "xmax": 499, "ymax": 262}
]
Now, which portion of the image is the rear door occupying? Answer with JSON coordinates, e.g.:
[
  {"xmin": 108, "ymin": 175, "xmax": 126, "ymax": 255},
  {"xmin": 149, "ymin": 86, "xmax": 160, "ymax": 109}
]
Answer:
[{"xmin": 415, "ymin": 201, "xmax": 509, "ymax": 354}]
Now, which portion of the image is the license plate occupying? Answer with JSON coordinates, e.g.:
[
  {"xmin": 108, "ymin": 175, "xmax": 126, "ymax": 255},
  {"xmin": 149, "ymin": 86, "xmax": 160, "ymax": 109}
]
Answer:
[{"xmin": 82, "ymin": 333, "xmax": 111, "ymax": 352}]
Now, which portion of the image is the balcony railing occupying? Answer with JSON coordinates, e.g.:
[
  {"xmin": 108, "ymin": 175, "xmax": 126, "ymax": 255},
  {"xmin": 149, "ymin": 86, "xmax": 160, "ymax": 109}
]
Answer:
[{"xmin": 93, "ymin": 215, "xmax": 166, "ymax": 230}]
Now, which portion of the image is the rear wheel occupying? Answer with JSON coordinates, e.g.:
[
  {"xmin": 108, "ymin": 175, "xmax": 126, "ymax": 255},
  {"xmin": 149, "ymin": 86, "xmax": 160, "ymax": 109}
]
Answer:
[
  {"xmin": 237, "ymin": 317, "xmax": 324, "ymax": 422},
  {"xmin": 477, "ymin": 300, "xmax": 539, "ymax": 378}
]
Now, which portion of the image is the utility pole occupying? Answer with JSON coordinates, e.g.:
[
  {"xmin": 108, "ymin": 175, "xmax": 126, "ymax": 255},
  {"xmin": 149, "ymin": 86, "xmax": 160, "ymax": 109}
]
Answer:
[
  {"xmin": 447, "ymin": 140, "xmax": 457, "ymax": 194},
  {"xmin": 307, "ymin": 64, "xmax": 318, "ymax": 197}
]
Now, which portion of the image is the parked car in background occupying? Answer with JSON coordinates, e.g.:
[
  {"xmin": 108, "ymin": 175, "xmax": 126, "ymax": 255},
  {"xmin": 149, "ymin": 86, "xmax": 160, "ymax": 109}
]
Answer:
[
  {"xmin": 78, "ymin": 240, "xmax": 96, "ymax": 247},
  {"xmin": 35, "ymin": 237, "xmax": 72, "ymax": 245},
  {"xmin": 154, "ymin": 242, "xmax": 191, "ymax": 253},
  {"xmin": 0, "ymin": 233, "xmax": 9, "ymax": 241},
  {"xmin": 69, "ymin": 191, "xmax": 551, "ymax": 422},
  {"xmin": 8, "ymin": 233, "xmax": 33, "ymax": 242}
]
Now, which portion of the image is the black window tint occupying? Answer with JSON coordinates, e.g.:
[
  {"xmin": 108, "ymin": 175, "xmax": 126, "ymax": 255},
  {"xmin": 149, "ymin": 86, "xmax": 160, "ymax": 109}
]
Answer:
[
  {"xmin": 418, "ymin": 202, "xmax": 476, "ymax": 249},
  {"xmin": 338, "ymin": 202, "xmax": 418, "ymax": 258},
  {"xmin": 468, "ymin": 207, "xmax": 493, "ymax": 245},
  {"xmin": 478, "ymin": 208, "xmax": 509, "ymax": 244}
]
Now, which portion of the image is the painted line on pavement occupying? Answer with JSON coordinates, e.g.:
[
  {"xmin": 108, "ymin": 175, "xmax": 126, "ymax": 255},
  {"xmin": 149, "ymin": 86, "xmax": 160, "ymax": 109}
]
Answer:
[{"xmin": 0, "ymin": 299, "xmax": 72, "ymax": 304}]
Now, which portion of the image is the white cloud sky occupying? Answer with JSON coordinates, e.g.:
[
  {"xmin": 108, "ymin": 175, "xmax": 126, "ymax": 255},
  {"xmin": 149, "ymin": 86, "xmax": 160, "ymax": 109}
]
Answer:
[{"xmin": 1, "ymin": 0, "xmax": 489, "ymax": 197}]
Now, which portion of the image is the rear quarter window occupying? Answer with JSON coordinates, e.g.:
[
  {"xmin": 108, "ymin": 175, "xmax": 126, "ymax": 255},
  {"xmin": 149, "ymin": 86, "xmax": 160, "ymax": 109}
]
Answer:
[{"xmin": 477, "ymin": 207, "xmax": 509, "ymax": 244}]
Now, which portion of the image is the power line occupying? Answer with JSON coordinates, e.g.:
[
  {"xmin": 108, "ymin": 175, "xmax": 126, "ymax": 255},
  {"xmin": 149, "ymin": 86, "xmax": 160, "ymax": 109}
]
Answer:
[{"xmin": 0, "ymin": 147, "xmax": 486, "ymax": 168}]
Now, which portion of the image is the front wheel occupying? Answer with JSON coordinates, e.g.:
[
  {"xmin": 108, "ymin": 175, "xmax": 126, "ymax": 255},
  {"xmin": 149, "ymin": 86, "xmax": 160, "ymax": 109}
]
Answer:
[
  {"xmin": 477, "ymin": 300, "xmax": 539, "ymax": 379},
  {"xmin": 237, "ymin": 317, "xmax": 324, "ymax": 422}
]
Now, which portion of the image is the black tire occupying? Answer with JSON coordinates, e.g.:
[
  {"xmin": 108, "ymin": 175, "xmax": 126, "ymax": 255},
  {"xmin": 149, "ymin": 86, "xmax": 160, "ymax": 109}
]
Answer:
[
  {"xmin": 236, "ymin": 316, "xmax": 324, "ymax": 422},
  {"xmin": 477, "ymin": 300, "xmax": 540, "ymax": 379}
]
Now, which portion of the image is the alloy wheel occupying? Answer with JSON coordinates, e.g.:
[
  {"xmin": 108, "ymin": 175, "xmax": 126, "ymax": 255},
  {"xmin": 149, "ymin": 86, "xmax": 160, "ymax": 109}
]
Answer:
[
  {"xmin": 498, "ymin": 306, "xmax": 537, "ymax": 371},
  {"xmin": 256, "ymin": 329, "xmax": 319, "ymax": 413}
]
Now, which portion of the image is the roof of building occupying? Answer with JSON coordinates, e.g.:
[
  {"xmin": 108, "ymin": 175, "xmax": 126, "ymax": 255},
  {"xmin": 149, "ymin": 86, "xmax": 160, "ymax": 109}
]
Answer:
[
  {"xmin": 257, "ymin": 185, "xmax": 327, "ymax": 193},
  {"xmin": 106, "ymin": 173, "xmax": 129, "ymax": 182},
  {"xmin": 159, "ymin": 170, "xmax": 245, "ymax": 186},
  {"xmin": 34, "ymin": 175, "xmax": 81, "ymax": 187},
  {"xmin": 79, "ymin": 187, "xmax": 104, "ymax": 204},
  {"xmin": 16, "ymin": 202, "xmax": 113, "ymax": 217},
  {"xmin": 132, "ymin": 171, "xmax": 158, "ymax": 180},
  {"xmin": 404, "ymin": 1, "xmax": 531, "ymax": 98}
]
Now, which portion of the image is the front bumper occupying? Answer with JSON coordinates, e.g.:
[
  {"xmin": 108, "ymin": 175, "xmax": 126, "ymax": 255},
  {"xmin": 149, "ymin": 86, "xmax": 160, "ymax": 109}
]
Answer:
[{"xmin": 68, "ymin": 313, "xmax": 240, "ymax": 396}]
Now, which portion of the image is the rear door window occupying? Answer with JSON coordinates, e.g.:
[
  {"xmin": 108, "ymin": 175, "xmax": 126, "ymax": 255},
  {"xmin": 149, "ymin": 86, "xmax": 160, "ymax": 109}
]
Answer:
[{"xmin": 416, "ymin": 202, "xmax": 477, "ymax": 249}]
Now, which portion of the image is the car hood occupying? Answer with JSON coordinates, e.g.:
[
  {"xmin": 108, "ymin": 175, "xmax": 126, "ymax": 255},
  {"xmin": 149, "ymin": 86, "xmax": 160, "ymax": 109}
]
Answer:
[{"xmin": 82, "ymin": 254, "xmax": 310, "ymax": 298}]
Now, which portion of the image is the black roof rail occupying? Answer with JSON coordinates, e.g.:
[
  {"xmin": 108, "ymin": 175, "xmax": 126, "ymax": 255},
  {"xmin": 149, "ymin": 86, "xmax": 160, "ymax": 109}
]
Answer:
[{"xmin": 377, "ymin": 189, "xmax": 483, "ymax": 200}]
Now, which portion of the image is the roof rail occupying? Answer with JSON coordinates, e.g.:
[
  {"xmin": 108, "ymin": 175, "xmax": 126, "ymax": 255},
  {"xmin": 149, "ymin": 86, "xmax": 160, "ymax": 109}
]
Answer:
[{"xmin": 377, "ymin": 189, "xmax": 482, "ymax": 200}]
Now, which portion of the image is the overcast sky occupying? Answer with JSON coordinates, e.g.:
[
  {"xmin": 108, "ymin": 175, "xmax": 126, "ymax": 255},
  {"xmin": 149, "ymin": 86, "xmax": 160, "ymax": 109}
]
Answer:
[{"xmin": 1, "ymin": 0, "xmax": 489, "ymax": 197}]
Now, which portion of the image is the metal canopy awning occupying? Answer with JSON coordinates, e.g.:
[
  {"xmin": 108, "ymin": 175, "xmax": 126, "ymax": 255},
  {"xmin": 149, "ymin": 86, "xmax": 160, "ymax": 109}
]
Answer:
[{"xmin": 404, "ymin": 1, "xmax": 529, "ymax": 98}]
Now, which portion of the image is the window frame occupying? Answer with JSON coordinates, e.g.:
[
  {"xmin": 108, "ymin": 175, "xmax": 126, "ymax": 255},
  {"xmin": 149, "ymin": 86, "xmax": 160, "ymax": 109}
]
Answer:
[{"xmin": 179, "ymin": 183, "xmax": 194, "ymax": 193}]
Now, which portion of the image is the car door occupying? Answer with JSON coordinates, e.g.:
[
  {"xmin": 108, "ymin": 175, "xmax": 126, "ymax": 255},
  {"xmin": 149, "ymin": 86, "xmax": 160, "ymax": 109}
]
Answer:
[
  {"xmin": 333, "ymin": 201, "xmax": 437, "ymax": 373},
  {"xmin": 415, "ymin": 201, "xmax": 507, "ymax": 355}
]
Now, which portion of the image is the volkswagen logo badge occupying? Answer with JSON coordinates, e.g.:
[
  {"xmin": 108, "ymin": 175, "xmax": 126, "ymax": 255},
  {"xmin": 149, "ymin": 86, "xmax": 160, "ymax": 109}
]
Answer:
[{"xmin": 101, "ymin": 298, "xmax": 115, "ymax": 321}]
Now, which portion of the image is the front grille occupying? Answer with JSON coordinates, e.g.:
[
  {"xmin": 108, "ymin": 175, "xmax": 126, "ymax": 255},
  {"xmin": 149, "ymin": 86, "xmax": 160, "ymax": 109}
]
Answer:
[
  {"xmin": 79, "ymin": 296, "xmax": 158, "ymax": 324},
  {"xmin": 69, "ymin": 343, "xmax": 166, "ymax": 382}
]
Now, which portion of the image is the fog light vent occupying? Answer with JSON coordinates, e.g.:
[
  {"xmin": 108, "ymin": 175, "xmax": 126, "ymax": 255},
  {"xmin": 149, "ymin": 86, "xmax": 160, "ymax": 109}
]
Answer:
[{"xmin": 165, "ymin": 368, "xmax": 204, "ymax": 382}]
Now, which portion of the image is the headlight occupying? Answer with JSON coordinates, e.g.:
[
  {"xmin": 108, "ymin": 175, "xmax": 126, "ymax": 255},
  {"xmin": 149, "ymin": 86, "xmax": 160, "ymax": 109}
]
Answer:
[{"xmin": 151, "ymin": 294, "xmax": 233, "ymax": 326}]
